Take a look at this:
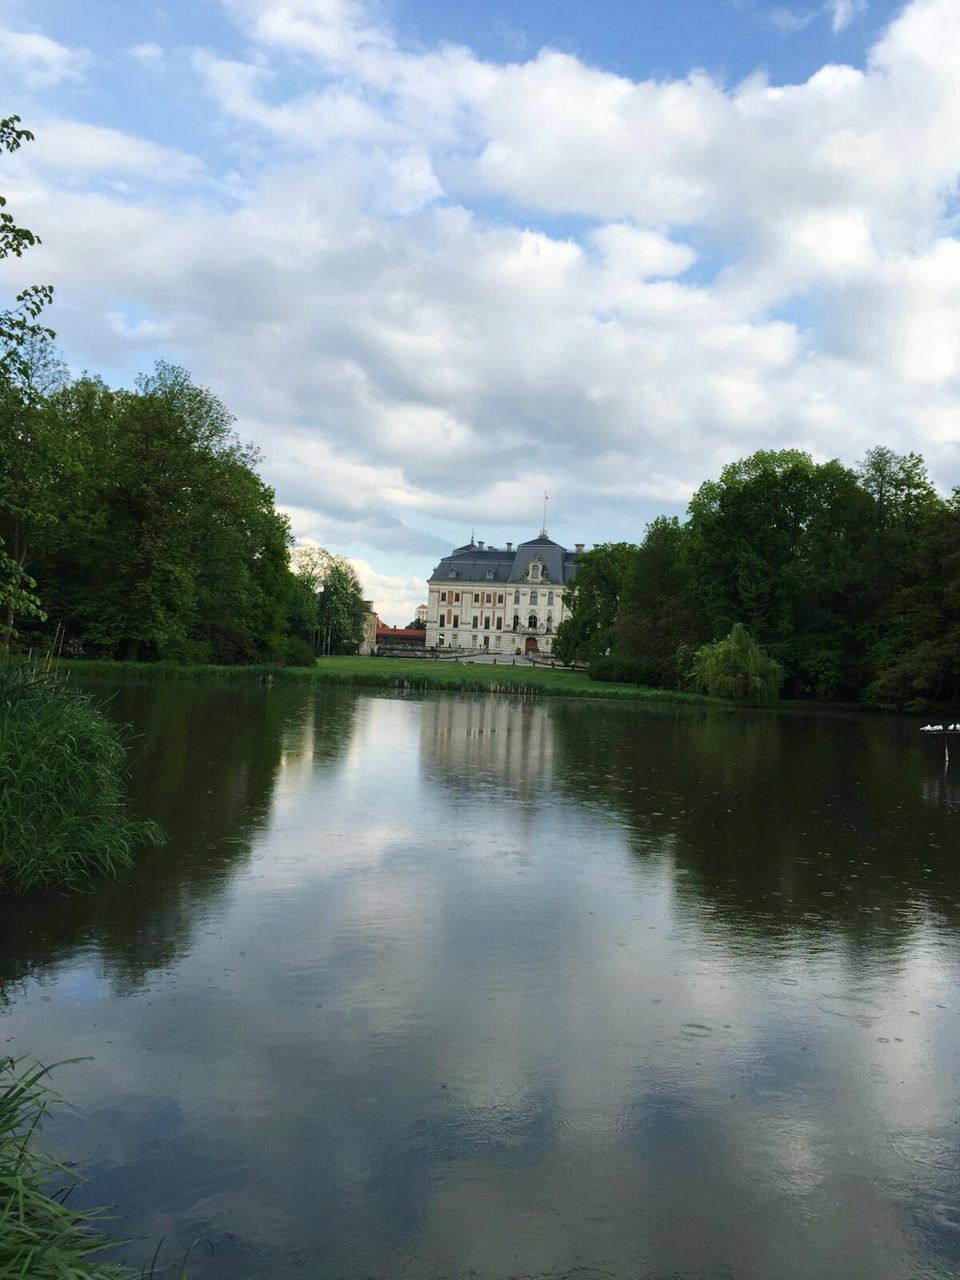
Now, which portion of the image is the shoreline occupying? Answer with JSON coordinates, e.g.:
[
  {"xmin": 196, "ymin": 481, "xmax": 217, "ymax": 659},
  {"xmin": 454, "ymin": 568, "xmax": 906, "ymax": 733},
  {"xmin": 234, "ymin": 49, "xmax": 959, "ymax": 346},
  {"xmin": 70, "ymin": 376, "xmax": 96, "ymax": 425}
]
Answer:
[{"xmin": 57, "ymin": 655, "xmax": 717, "ymax": 705}]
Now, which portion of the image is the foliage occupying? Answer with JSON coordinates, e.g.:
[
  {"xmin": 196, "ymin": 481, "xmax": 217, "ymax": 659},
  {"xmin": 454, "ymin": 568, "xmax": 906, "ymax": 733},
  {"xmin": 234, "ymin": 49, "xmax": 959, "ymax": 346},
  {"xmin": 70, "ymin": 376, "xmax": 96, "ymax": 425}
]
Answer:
[
  {"xmin": 316, "ymin": 559, "xmax": 366, "ymax": 654},
  {"xmin": 405, "ymin": 617, "xmax": 427, "ymax": 630},
  {"xmin": 1, "ymin": 117, "xmax": 55, "ymax": 641},
  {"xmin": 689, "ymin": 623, "xmax": 784, "ymax": 703},
  {"xmin": 618, "ymin": 516, "xmax": 701, "ymax": 688},
  {"xmin": 0, "ymin": 664, "xmax": 162, "ymax": 895},
  {"xmin": 26, "ymin": 364, "xmax": 296, "ymax": 664},
  {"xmin": 553, "ymin": 542, "xmax": 638, "ymax": 665},
  {"xmin": 0, "ymin": 1058, "xmax": 141, "ymax": 1279},
  {"xmin": 588, "ymin": 654, "xmax": 643, "ymax": 684}
]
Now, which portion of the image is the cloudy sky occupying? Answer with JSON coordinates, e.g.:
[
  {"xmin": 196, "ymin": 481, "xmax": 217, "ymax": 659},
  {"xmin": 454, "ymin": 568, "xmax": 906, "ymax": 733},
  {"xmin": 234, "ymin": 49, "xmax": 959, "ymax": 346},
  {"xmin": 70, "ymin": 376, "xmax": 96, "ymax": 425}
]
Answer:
[{"xmin": 2, "ymin": 0, "xmax": 959, "ymax": 622}]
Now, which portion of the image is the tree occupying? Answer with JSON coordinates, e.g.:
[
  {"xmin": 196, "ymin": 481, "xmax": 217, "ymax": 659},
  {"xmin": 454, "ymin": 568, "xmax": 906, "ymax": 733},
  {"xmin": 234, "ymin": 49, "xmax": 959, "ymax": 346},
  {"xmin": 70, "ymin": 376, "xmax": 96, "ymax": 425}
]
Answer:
[
  {"xmin": 29, "ymin": 363, "xmax": 295, "ymax": 663},
  {"xmin": 689, "ymin": 623, "xmax": 784, "ymax": 703},
  {"xmin": 618, "ymin": 516, "xmax": 701, "ymax": 687},
  {"xmin": 316, "ymin": 559, "xmax": 365, "ymax": 654},
  {"xmin": 553, "ymin": 542, "xmax": 638, "ymax": 665},
  {"xmin": 1, "ymin": 117, "xmax": 55, "ymax": 645},
  {"xmin": 405, "ymin": 617, "xmax": 426, "ymax": 630},
  {"xmin": 685, "ymin": 450, "xmax": 868, "ymax": 697}
]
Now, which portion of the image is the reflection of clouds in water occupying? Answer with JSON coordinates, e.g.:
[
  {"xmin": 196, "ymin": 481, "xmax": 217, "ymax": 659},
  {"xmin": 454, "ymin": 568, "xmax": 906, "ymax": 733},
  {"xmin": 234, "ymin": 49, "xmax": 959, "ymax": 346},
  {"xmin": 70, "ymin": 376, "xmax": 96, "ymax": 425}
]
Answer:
[{"xmin": 6, "ymin": 691, "xmax": 960, "ymax": 1278}]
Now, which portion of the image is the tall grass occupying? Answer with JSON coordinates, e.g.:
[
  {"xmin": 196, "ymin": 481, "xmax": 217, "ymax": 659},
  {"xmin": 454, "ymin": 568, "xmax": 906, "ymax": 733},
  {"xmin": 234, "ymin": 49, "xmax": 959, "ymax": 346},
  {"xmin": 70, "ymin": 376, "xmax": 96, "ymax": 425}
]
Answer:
[
  {"xmin": 0, "ymin": 665, "xmax": 162, "ymax": 895},
  {"xmin": 0, "ymin": 1057, "xmax": 137, "ymax": 1279}
]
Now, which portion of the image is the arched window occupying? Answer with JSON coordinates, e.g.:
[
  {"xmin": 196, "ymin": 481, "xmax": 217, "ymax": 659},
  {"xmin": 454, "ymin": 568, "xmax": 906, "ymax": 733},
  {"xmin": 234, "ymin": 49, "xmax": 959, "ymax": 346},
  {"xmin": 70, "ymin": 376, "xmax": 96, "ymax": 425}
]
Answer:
[
  {"xmin": 547, "ymin": 591, "xmax": 554, "ymax": 606},
  {"xmin": 530, "ymin": 590, "xmax": 538, "ymax": 605},
  {"xmin": 530, "ymin": 562, "xmax": 540, "ymax": 581},
  {"xmin": 546, "ymin": 613, "xmax": 553, "ymax": 632},
  {"xmin": 512, "ymin": 614, "xmax": 520, "ymax": 631},
  {"xmin": 528, "ymin": 613, "xmax": 538, "ymax": 630}
]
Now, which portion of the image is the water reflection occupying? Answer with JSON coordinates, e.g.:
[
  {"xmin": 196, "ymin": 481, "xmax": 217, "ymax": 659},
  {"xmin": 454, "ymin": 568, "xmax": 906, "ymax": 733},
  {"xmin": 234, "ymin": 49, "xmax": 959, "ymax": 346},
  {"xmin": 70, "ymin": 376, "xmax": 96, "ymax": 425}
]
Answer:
[
  {"xmin": 1, "ymin": 688, "xmax": 959, "ymax": 1280},
  {"xmin": 0, "ymin": 682, "xmax": 357, "ymax": 992}
]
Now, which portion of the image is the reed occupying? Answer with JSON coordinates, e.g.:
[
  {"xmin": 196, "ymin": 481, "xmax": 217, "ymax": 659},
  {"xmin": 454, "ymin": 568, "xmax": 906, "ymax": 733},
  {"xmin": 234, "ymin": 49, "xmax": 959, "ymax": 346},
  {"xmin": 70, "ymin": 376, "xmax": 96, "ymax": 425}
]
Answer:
[
  {"xmin": 0, "ymin": 1057, "xmax": 137, "ymax": 1278},
  {"xmin": 0, "ymin": 664, "xmax": 162, "ymax": 895}
]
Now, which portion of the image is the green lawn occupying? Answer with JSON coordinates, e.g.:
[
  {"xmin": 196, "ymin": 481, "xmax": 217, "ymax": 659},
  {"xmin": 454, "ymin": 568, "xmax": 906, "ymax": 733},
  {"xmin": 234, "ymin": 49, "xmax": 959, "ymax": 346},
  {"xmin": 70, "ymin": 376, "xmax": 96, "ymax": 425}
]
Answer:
[{"xmin": 61, "ymin": 655, "xmax": 711, "ymax": 704}]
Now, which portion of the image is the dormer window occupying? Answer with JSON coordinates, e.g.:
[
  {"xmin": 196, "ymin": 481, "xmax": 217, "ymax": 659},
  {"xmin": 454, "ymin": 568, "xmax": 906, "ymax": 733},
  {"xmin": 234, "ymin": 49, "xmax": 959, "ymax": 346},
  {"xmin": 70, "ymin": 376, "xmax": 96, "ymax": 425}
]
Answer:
[
  {"xmin": 448, "ymin": 569, "xmax": 458, "ymax": 578},
  {"xmin": 486, "ymin": 569, "xmax": 494, "ymax": 580},
  {"xmin": 530, "ymin": 563, "xmax": 541, "ymax": 581}
]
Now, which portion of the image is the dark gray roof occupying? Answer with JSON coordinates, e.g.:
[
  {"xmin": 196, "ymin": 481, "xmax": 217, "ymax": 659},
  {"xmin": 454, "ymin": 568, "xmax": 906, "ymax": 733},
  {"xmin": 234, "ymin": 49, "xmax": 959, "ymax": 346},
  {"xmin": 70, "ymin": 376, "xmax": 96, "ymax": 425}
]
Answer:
[{"xmin": 428, "ymin": 535, "xmax": 579, "ymax": 585}]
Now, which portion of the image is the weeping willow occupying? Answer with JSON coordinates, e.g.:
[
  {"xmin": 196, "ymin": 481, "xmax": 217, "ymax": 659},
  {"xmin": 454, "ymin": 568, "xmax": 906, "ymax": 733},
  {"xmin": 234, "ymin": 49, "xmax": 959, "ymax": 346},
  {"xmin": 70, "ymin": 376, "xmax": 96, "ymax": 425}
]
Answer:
[{"xmin": 690, "ymin": 624, "xmax": 784, "ymax": 704}]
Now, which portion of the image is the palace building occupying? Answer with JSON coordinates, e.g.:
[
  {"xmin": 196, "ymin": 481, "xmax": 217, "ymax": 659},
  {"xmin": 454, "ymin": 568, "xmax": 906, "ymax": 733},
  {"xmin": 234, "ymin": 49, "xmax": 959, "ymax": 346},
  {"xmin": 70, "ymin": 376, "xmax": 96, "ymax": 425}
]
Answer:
[{"xmin": 424, "ymin": 532, "xmax": 582, "ymax": 656}]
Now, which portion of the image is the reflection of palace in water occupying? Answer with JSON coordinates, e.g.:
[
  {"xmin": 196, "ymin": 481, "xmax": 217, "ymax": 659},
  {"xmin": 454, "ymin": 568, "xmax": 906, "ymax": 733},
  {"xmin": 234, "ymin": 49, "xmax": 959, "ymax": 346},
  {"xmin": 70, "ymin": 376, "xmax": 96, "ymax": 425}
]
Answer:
[{"xmin": 418, "ymin": 697, "xmax": 556, "ymax": 795}]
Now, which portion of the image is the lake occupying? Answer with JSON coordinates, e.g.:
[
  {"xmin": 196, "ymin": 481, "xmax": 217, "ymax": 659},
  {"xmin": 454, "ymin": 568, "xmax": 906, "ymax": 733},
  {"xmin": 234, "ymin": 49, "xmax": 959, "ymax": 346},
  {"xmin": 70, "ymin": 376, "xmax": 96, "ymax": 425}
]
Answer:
[{"xmin": 2, "ymin": 681, "xmax": 960, "ymax": 1279}]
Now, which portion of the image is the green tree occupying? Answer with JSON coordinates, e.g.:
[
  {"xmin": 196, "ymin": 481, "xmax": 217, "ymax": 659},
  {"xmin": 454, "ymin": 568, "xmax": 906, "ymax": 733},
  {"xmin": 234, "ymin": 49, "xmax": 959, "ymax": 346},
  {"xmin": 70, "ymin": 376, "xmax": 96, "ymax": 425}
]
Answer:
[
  {"xmin": 316, "ymin": 559, "xmax": 365, "ymax": 654},
  {"xmin": 1, "ymin": 117, "xmax": 55, "ymax": 643},
  {"xmin": 685, "ymin": 450, "xmax": 868, "ymax": 696},
  {"xmin": 618, "ymin": 516, "xmax": 700, "ymax": 687},
  {"xmin": 553, "ymin": 542, "xmax": 638, "ymax": 665},
  {"xmin": 855, "ymin": 447, "xmax": 949, "ymax": 707},
  {"xmin": 31, "ymin": 363, "xmax": 294, "ymax": 663},
  {"xmin": 689, "ymin": 623, "xmax": 784, "ymax": 703}
]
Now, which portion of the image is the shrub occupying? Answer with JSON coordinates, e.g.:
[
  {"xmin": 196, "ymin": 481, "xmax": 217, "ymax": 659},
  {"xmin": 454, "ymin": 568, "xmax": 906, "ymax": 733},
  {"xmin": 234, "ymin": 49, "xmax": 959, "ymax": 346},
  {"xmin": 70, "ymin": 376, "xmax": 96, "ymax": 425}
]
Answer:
[
  {"xmin": 282, "ymin": 635, "xmax": 317, "ymax": 667},
  {"xmin": 588, "ymin": 654, "xmax": 643, "ymax": 684},
  {"xmin": 689, "ymin": 624, "xmax": 784, "ymax": 703},
  {"xmin": 0, "ymin": 665, "xmax": 162, "ymax": 895}
]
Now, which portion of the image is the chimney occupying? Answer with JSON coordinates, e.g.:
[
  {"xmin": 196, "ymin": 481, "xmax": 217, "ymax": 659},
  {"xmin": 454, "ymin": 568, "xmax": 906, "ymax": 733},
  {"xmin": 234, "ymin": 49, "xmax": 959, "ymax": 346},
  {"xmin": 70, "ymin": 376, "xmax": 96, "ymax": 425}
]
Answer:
[
  {"xmin": 575, "ymin": 543, "xmax": 584, "ymax": 553},
  {"xmin": 478, "ymin": 540, "xmax": 485, "ymax": 551},
  {"xmin": 506, "ymin": 541, "xmax": 513, "ymax": 551}
]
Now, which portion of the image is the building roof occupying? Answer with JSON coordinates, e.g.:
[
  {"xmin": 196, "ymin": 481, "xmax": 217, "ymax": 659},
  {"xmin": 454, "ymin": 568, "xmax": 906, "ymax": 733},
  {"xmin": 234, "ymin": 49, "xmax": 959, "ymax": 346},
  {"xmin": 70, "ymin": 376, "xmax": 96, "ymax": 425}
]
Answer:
[{"xmin": 427, "ymin": 534, "xmax": 579, "ymax": 586}]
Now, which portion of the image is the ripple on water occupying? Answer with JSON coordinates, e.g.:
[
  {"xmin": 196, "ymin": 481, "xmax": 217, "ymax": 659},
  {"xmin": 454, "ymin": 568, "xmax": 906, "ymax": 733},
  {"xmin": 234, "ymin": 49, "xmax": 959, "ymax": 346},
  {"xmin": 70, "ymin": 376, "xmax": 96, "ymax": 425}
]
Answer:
[
  {"xmin": 816, "ymin": 992, "xmax": 882, "ymax": 1026},
  {"xmin": 679, "ymin": 1023, "xmax": 713, "ymax": 1038},
  {"xmin": 885, "ymin": 1128, "xmax": 960, "ymax": 1172}
]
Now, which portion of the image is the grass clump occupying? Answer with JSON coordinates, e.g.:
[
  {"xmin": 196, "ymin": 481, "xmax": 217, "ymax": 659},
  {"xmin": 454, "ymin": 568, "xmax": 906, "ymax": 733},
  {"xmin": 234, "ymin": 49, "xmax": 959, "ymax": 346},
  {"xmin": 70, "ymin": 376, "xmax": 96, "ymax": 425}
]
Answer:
[
  {"xmin": 0, "ymin": 665, "xmax": 162, "ymax": 895},
  {"xmin": 0, "ymin": 1058, "xmax": 136, "ymax": 1279}
]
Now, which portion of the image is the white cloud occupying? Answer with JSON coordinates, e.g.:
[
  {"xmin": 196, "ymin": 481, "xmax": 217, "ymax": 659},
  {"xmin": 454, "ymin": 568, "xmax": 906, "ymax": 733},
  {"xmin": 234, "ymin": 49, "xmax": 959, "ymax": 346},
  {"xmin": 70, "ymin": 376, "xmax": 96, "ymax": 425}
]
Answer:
[
  {"xmin": 830, "ymin": 0, "xmax": 868, "ymax": 33},
  {"xmin": 128, "ymin": 42, "xmax": 166, "ymax": 66},
  {"xmin": 5, "ymin": 0, "xmax": 960, "ymax": 589},
  {"xmin": 0, "ymin": 27, "xmax": 88, "ymax": 87},
  {"xmin": 30, "ymin": 120, "xmax": 204, "ymax": 183}
]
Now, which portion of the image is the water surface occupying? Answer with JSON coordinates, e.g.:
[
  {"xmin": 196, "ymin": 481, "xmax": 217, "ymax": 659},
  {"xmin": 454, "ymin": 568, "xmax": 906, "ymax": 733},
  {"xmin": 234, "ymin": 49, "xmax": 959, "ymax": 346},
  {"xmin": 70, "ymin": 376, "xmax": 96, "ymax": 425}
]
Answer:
[{"xmin": 2, "ymin": 683, "xmax": 959, "ymax": 1279}]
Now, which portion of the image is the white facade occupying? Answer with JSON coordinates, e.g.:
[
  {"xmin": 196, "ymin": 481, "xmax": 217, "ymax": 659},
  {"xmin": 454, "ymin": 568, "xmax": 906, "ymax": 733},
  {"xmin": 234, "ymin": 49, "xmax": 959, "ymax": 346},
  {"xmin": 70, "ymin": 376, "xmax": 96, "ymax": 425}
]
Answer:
[{"xmin": 424, "ymin": 534, "xmax": 580, "ymax": 656}]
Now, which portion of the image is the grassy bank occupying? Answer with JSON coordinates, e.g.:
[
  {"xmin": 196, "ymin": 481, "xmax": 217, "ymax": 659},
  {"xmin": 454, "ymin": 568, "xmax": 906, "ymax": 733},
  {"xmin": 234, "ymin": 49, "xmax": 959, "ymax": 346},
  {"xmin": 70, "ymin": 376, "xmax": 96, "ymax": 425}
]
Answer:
[
  {"xmin": 61, "ymin": 655, "xmax": 714, "ymax": 704},
  {"xmin": 0, "ymin": 665, "xmax": 162, "ymax": 895},
  {"xmin": 0, "ymin": 1059, "xmax": 137, "ymax": 1279}
]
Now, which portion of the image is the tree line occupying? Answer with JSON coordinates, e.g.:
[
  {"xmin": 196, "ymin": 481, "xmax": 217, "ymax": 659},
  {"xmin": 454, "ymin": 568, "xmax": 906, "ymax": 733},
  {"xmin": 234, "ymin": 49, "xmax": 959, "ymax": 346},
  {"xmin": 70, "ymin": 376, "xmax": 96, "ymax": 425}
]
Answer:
[
  {"xmin": 554, "ymin": 448, "xmax": 960, "ymax": 709},
  {"xmin": 0, "ymin": 343, "xmax": 367, "ymax": 664}
]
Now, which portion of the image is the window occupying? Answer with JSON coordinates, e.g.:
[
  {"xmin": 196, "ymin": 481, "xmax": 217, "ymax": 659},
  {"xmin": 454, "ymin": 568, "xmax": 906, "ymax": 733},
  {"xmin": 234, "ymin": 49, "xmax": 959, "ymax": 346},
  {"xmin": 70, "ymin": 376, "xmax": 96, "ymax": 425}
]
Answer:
[
  {"xmin": 497, "ymin": 593, "xmax": 504, "ymax": 604},
  {"xmin": 530, "ymin": 563, "xmax": 540, "ymax": 581},
  {"xmin": 513, "ymin": 614, "xmax": 520, "ymax": 630},
  {"xmin": 514, "ymin": 590, "xmax": 520, "ymax": 604},
  {"xmin": 440, "ymin": 592, "xmax": 447, "ymax": 602},
  {"xmin": 472, "ymin": 634, "xmax": 478, "ymax": 646},
  {"xmin": 546, "ymin": 613, "xmax": 553, "ymax": 632},
  {"xmin": 452, "ymin": 615, "xmax": 459, "ymax": 628},
  {"xmin": 547, "ymin": 591, "xmax": 554, "ymax": 606},
  {"xmin": 485, "ymin": 593, "xmax": 492, "ymax": 604},
  {"xmin": 473, "ymin": 593, "xmax": 479, "ymax": 603},
  {"xmin": 454, "ymin": 592, "xmax": 460, "ymax": 603},
  {"xmin": 438, "ymin": 634, "xmax": 445, "ymax": 646},
  {"xmin": 472, "ymin": 615, "xmax": 478, "ymax": 628},
  {"xmin": 486, "ymin": 569, "xmax": 494, "ymax": 580},
  {"xmin": 528, "ymin": 613, "xmax": 538, "ymax": 629},
  {"xmin": 484, "ymin": 618, "xmax": 490, "ymax": 629},
  {"xmin": 496, "ymin": 617, "xmax": 502, "ymax": 630},
  {"xmin": 448, "ymin": 569, "xmax": 457, "ymax": 578},
  {"xmin": 530, "ymin": 590, "xmax": 538, "ymax": 605}
]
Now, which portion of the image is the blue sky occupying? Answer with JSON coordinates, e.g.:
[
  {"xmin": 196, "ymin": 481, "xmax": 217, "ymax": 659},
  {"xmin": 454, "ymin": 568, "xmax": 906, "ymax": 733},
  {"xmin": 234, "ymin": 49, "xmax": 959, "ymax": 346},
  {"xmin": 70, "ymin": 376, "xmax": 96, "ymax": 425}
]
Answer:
[{"xmin": 2, "ymin": 0, "xmax": 959, "ymax": 620}]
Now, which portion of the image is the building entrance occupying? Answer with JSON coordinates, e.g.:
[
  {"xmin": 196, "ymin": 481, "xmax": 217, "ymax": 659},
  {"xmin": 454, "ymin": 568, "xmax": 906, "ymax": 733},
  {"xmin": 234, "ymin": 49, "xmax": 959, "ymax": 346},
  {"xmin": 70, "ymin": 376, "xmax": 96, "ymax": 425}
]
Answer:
[{"xmin": 524, "ymin": 636, "xmax": 539, "ymax": 655}]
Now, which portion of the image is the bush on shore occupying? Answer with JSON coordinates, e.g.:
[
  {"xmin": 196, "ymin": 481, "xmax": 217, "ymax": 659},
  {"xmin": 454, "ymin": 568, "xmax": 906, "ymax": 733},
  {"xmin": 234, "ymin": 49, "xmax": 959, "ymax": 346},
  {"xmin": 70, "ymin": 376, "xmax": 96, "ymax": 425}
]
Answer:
[
  {"xmin": 0, "ymin": 665, "xmax": 161, "ymax": 895},
  {"xmin": 688, "ymin": 624, "xmax": 784, "ymax": 704}
]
